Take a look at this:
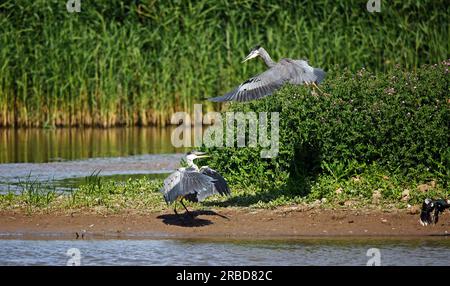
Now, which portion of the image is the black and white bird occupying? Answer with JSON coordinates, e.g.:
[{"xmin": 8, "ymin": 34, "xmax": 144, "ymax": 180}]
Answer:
[
  {"xmin": 160, "ymin": 151, "xmax": 230, "ymax": 215},
  {"xmin": 208, "ymin": 45, "xmax": 326, "ymax": 102},
  {"xmin": 419, "ymin": 198, "xmax": 450, "ymax": 226}
]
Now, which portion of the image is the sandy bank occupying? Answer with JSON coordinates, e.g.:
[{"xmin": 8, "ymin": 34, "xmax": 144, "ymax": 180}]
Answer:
[{"xmin": 0, "ymin": 207, "xmax": 448, "ymax": 240}]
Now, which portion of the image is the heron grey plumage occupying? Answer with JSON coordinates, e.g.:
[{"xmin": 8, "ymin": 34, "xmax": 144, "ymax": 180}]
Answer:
[
  {"xmin": 419, "ymin": 198, "xmax": 450, "ymax": 226},
  {"xmin": 160, "ymin": 151, "xmax": 230, "ymax": 215},
  {"xmin": 208, "ymin": 45, "xmax": 326, "ymax": 102}
]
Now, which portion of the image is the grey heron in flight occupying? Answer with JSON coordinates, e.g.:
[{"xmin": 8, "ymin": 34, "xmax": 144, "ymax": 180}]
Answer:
[
  {"xmin": 209, "ymin": 45, "xmax": 326, "ymax": 102},
  {"xmin": 160, "ymin": 151, "xmax": 230, "ymax": 215}
]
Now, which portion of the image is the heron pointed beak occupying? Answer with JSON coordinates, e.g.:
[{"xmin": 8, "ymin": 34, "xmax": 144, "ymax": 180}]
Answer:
[
  {"xmin": 242, "ymin": 51, "xmax": 258, "ymax": 63},
  {"xmin": 193, "ymin": 151, "xmax": 209, "ymax": 159},
  {"xmin": 242, "ymin": 56, "xmax": 251, "ymax": 63},
  {"xmin": 196, "ymin": 155, "xmax": 210, "ymax": 159}
]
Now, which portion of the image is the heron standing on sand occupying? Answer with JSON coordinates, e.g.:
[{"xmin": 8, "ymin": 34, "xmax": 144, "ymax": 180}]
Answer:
[
  {"xmin": 209, "ymin": 45, "xmax": 326, "ymax": 102},
  {"xmin": 160, "ymin": 151, "xmax": 230, "ymax": 215}
]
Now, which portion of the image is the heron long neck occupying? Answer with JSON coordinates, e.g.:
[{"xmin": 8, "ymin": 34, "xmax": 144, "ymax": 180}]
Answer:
[
  {"xmin": 186, "ymin": 158, "xmax": 198, "ymax": 170},
  {"xmin": 258, "ymin": 48, "xmax": 276, "ymax": 68}
]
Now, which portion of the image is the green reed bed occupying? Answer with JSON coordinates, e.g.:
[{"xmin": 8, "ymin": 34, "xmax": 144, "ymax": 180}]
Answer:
[{"xmin": 0, "ymin": 0, "xmax": 447, "ymax": 127}]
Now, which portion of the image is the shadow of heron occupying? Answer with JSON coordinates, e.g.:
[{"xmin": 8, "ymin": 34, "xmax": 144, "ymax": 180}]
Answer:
[{"xmin": 157, "ymin": 210, "xmax": 229, "ymax": 227}]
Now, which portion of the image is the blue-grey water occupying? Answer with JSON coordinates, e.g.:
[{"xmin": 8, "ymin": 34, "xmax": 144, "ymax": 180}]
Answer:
[
  {"xmin": 0, "ymin": 153, "xmax": 182, "ymax": 193},
  {"xmin": 0, "ymin": 239, "xmax": 449, "ymax": 266},
  {"xmin": 0, "ymin": 127, "xmax": 184, "ymax": 193}
]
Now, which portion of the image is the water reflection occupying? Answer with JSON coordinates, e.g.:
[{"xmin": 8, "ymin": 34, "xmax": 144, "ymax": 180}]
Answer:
[{"xmin": 0, "ymin": 127, "xmax": 185, "ymax": 163}]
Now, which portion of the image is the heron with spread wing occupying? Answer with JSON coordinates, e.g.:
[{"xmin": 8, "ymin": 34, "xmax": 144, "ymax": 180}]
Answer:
[
  {"xmin": 419, "ymin": 198, "xmax": 449, "ymax": 226},
  {"xmin": 209, "ymin": 45, "xmax": 326, "ymax": 102},
  {"xmin": 160, "ymin": 151, "xmax": 230, "ymax": 215}
]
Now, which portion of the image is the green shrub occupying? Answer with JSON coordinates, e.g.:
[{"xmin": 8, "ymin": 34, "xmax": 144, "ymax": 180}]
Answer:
[{"xmin": 203, "ymin": 61, "xmax": 449, "ymax": 198}]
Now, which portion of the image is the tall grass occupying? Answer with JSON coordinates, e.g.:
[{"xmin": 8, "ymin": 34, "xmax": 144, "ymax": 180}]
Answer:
[
  {"xmin": 15, "ymin": 173, "xmax": 58, "ymax": 213},
  {"xmin": 0, "ymin": 0, "xmax": 448, "ymax": 127}
]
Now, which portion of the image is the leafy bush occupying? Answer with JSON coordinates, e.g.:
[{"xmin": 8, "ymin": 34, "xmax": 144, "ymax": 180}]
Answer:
[{"xmin": 203, "ymin": 61, "xmax": 449, "ymax": 198}]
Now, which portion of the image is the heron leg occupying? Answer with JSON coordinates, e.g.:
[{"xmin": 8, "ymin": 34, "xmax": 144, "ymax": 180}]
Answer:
[
  {"xmin": 173, "ymin": 201, "xmax": 180, "ymax": 216},
  {"xmin": 305, "ymin": 81, "xmax": 318, "ymax": 97},
  {"xmin": 180, "ymin": 199, "xmax": 193, "ymax": 217},
  {"xmin": 312, "ymin": 82, "xmax": 329, "ymax": 96},
  {"xmin": 433, "ymin": 208, "xmax": 440, "ymax": 224}
]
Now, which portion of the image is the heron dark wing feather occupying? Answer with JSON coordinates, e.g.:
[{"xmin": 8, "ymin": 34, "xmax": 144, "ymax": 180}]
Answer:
[
  {"xmin": 289, "ymin": 60, "xmax": 326, "ymax": 84},
  {"xmin": 160, "ymin": 170, "xmax": 186, "ymax": 204},
  {"xmin": 208, "ymin": 57, "xmax": 326, "ymax": 102},
  {"xmin": 182, "ymin": 170, "xmax": 212, "ymax": 189},
  {"xmin": 161, "ymin": 169, "xmax": 216, "ymax": 204},
  {"xmin": 181, "ymin": 170, "xmax": 217, "ymax": 202},
  {"xmin": 200, "ymin": 166, "xmax": 230, "ymax": 196},
  {"xmin": 208, "ymin": 89, "xmax": 237, "ymax": 102},
  {"xmin": 161, "ymin": 170, "xmax": 181, "ymax": 195},
  {"xmin": 313, "ymin": 68, "xmax": 326, "ymax": 83},
  {"xmin": 209, "ymin": 63, "xmax": 287, "ymax": 102}
]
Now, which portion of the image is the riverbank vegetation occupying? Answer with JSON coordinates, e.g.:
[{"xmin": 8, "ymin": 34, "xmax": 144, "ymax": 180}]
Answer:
[
  {"xmin": 1, "ymin": 61, "xmax": 448, "ymax": 214},
  {"xmin": 0, "ymin": 171, "xmax": 447, "ymax": 215},
  {"xmin": 1, "ymin": 0, "xmax": 448, "ymax": 127}
]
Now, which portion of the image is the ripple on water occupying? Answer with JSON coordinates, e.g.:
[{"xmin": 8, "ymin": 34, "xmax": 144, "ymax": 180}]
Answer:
[{"xmin": 0, "ymin": 239, "xmax": 449, "ymax": 266}]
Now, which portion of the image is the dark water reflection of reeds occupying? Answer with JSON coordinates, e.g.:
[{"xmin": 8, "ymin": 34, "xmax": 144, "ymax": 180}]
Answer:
[{"xmin": 0, "ymin": 127, "xmax": 186, "ymax": 163}]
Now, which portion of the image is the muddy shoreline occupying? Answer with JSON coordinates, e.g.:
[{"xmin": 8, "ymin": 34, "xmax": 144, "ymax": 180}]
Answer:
[{"xmin": 1, "ymin": 208, "xmax": 448, "ymax": 240}]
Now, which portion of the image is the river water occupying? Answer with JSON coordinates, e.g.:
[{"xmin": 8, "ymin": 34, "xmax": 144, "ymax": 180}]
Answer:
[
  {"xmin": 0, "ymin": 127, "xmax": 184, "ymax": 192},
  {"xmin": 0, "ymin": 238, "xmax": 449, "ymax": 266}
]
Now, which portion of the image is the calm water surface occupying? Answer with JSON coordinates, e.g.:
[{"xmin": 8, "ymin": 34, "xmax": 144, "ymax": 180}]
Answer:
[
  {"xmin": 0, "ymin": 238, "xmax": 449, "ymax": 266},
  {"xmin": 0, "ymin": 127, "xmax": 184, "ymax": 192},
  {"xmin": 0, "ymin": 127, "xmax": 183, "ymax": 163}
]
